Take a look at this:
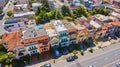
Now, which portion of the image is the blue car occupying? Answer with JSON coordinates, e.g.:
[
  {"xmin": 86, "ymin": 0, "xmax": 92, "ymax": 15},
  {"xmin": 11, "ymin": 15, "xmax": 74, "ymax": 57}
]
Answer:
[{"xmin": 54, "ymin": 49, "xmax": 60, "ymax": 57}]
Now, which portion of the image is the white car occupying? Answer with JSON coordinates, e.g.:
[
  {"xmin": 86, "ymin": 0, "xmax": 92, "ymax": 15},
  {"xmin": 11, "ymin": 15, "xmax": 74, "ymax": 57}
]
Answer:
[
  {"xmin": 116, "ymin": 62, "xmax": 120, "ymax": 67},
  {"xmin": 88, "ymin": 65, "xmax": 95, "ymax": 67}
]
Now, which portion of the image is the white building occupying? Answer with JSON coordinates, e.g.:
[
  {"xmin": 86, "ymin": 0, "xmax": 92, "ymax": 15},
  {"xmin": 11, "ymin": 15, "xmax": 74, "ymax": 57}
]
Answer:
[
  {"xmin": 3, "ymin": 19, "xmax": 26, "ymax": 32},
  {"xmin": 32, "ymin": 3, "xmax": 41, "ymax": 10},
  {"xmin": 45, "ymin": 23, "xmax": 59, "ymax": 48},
  {"xmin": 13, "ymin": 4, "xmax": 35, "ymax": 18}
]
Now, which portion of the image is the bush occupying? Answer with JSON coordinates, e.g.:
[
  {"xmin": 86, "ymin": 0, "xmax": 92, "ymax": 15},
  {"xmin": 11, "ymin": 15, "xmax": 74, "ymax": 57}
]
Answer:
[
  {"xmin": 7, "ymin": 10, "xmax": 13, "ymax": 16},
  {"xmin": 94, "ymin": 39, "xmax": 98, "ymax": 44},
  {"xmin": 37, "ymin": 54, "xmax": 42, "ymax": 62},
  {"xmin": 98, "ymin": 46, "xmax": 101, "ymax": 49},
  {"xmin": 67, "ymin": 46, "xmax": 74, "ymax": 52},
  {"xmin": 112, "ymin": 42, "xmax": 116, "ymax": 44},
  {"xmin": 80, "ymin": 50, "xmax": 84, "ymax": 55},
  {"xmin": 0, "ymin": 35, "xmax": 3, "ymax": 39},
  {"xmin": 89, "ymin": 48, "xmax": 93, "ymax": 53},
  {"xmin": 13, "ymin": 2, "xmax": 17, "ymax": 5},
  {"xmin": 64, "ymin": 16, "xmax": 74, "ymax": 21},
  {"xmin": 72, "ymin": 50, "xmax": 78, "ymax": 55}
]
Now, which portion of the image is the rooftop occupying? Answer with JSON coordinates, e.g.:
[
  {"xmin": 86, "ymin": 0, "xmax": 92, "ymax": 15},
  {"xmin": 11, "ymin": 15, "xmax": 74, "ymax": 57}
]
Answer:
[
  {"xmin": 2, "ymin": 31, "xmax": 23, "ymax": 51},
  {"xmin": 110, "ymin": 11, "xmax": 120, "ymax": 18},
  {"xmin": 35, "ymin": 25, "xmax": 47, "ymax": 36},
  {"xmin": 73, "ymin": 20, "xmax": 86, "ymax": 30},
  {"xmin": 93, "ymin": 14, "xmax": 109, "ymax": 22},
  {"xmin": 4, "ymin": 19, "xmax": 18, "ymax": 24},
  {"xmin": 32, "ymin": 3, "xmax": 42, "ymax": 7},
  {"xmin": 90, "ymin": 20, "xmax": 101, "ymax": 28},
  {"xmin": 51, "ymin": 20, "xmax": 67, "ymax": 32},
  {"xmin": 62, "ymin": 20, "xmax": 76, "ymax": 29},
  {"xmin": 45, "ymin": 23, "xmax": 58, "ymax": 37}
]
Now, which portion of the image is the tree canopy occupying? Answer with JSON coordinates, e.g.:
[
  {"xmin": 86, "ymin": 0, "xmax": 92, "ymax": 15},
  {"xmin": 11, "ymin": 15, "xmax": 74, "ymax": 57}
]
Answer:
[
  {"xmin": 73, "ymin": 5, "xmax": 90, "ymax": 18},
  {"xmin": 7, "ymin": 10, "xmax": 13, "ymax": 16},
  {"xmin": 61, "ymin": 5, "xmax": 72, "ymax": 16}
]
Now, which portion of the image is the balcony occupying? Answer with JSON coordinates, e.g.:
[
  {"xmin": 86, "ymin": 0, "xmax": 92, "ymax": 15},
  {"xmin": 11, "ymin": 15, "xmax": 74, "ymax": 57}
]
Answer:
[
  {"xmin": 28, "ymin": 46, "xmax": 37, "ymax": 51},
  {"xmin": 60, "ymin": 38, "xmax": 69, "ymax": 42}
]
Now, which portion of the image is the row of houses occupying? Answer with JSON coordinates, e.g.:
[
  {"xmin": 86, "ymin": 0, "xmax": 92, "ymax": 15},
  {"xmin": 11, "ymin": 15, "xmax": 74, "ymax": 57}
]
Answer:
[{"xmin": 1, "ymin": 13, "xmax": 120, "ymax": 59}]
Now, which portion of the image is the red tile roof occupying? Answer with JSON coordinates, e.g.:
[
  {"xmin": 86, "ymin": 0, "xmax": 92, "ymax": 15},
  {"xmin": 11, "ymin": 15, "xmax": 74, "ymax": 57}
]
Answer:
[
  {"xmin": 2, "ymin": 30, "xmax": 23, "ymax": 51},
  {"xmin": 23, "ymin": 35, "xmax": 48, "ymax": 44}
]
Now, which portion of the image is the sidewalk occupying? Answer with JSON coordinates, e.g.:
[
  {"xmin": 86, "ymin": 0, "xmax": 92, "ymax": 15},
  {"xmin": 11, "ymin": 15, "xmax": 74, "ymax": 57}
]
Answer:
[{"xmin": 27, "ymin": 38, "xmax": 120, "ymax": 67}]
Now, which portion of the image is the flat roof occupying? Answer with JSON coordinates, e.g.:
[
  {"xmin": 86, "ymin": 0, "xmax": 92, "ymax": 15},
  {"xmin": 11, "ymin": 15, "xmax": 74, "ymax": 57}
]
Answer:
[
  {"xmin": 35, "ymin": 25, "xmax": 47, "ymax": 36},
  {"xmin": 90, "ymin": 20, "xmax": 101, "ymax": 28},
  {"xmin": 46, "ymin": 29, "xmax": 58, "ymax": 37},
  {"xmin": 111, "ymin": 12, "xmax": 120, "ymax": 18},
  {"xmin": 14, "ymin": 11, "xmax": 35, "ymax": 18},
  {"xmin": 32, "ymin": 3, "xmax": 41, "ymax": 7},
  {"xmin": 51, "ymin": 20, "xmax": 67, "ymax": 32},
  {"xmin": 4, "ymin": 19, "xmax": 18, "ymax": 24},
  {"xmin": 44, "ymin": 23, "xmax": 58, "ymax": 37},
  {"xmin": 62, "ymin": 20, "xmax": 76, "ymax": 30}
]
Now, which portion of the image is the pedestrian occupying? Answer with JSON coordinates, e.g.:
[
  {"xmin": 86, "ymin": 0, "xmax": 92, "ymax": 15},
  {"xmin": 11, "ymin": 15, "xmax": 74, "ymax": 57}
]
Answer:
[{"xmin": 53, "ymin": 60, "xmax": 55, "ymax": 63}]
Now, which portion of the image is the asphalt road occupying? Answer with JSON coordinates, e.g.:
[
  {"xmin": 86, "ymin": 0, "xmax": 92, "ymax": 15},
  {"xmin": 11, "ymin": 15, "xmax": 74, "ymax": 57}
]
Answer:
[{"xmin": 52, "ymin": 43, "xmax": 120, "ymax": 67}]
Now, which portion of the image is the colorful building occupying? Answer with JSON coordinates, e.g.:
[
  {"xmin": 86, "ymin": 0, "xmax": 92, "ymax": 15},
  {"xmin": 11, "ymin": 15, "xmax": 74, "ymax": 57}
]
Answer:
[
  {"xmin": 62, "ymin": 20, "xmax": 77, "ymax": 45},
  {"xmin": 73, "ymin": 19, "xmax": 88, "ymax": 44},
  {"xmin": 45, "ymin": 23, "xmax": 59, "ymax": 48},
  {"xmin": 51, "ymin": 20, "xmax": 69, "ymax": 47}
]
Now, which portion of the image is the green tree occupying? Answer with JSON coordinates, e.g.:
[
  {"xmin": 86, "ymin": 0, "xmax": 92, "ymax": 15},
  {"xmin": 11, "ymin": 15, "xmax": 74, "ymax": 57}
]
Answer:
[
  {"xmin": 98, "ymin": 7, "xmax": 110, "ymax": 16},
  {"xmin": 89, "ymin": 48, "xmax": 93, "ymax": 53},
  {"xmin": 13, "ymin": 2, "xmax": 17, "ymax": 5},
  {"xmin": 42, "ymin": 14, "xmax": 50, "ymax": 22},
  {"xmin": 80, "ymin": 50, "xmax": 84, "ymax": 55},
  {"xmin": 98, "ymin": 46, "xmax": 101, "ymax": 49},
  {"xmin": 7, "ymin": 10, "xmax": 13, "ymax": 16},
  {"xmin": 29, "ymin": 0, "xmax": 37, "ymax": 4},
  {"xmin": 61, "ymin": 5, "xmax": 72, "ymax": 16},
  {"xmin": 37, "ymin": 54, "xmax": 42, "ymax": 62},
  {"xmin": 72, "ymin": 50, "xmax": 78, "ymax": 56},
  {"xmin": 55, "ymin": 10, "xmax": 63, "ymax": 20},
  {"xmin": 40, "ymin": 0, "xmax": 49, "ymax": 7},
  {"xmin": 0, "ymin": 52, "xmax": 15, "ymax": 67},
  {"xmin": 0, "ymin": 10, "xmax": 3, "ymax": 15},
  {"xmin": 0, "ymin": 35, "xmax": 3, "ymax": 39},
  {"xmin": 73, "ymin": 5, "xmax": 90, "ymax": 18}
]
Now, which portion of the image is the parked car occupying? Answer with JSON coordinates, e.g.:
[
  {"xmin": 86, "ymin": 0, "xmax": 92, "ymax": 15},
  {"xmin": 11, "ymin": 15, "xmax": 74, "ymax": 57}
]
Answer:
[
  {"xmin": 88, "ymin": 65, "xmax": 95, "ymax": 67},
  {"xmin": 0, "ymin": 13, "xmax": 5, "ymax": 20},
  {"xmin": 61, "ymin": 48, "xmax": 69, "ymax": 55},
  {"xmin": 41, "ymin": 63, "xmax": 51, "ymax": 67},
  {"xmin": 72, "ymin": 55, "xmax": 78, "ymax": 59},
  {"xmin": 54, "ymin": 49, "xmax": 61, "ymax": 57},
  {"xmin": 116, "ymin": 62, "xmax": 120, "ymax": 67},
  {"xmin": 66, "ymin": 56, "xmax": 74, "ymax": 62}
]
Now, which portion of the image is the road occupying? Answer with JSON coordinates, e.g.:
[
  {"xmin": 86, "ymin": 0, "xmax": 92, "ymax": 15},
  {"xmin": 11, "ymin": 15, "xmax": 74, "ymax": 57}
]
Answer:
[
  {"xmin": 51, "ymin": 43, "xmax": 120, "ymax": 67},
  {"xmin": 0, "ymin": 0, "xmax": 14, "ymax": 35}
]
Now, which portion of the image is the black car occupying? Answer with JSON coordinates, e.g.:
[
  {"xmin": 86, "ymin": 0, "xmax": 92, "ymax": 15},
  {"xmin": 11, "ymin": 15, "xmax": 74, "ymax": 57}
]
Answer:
[
  {"xmin": 72, "ymin": 55, "xmax": 78, "ymax": 59},
  {"xmin": 66, "ymin": 56, "xmax": 75, "ymax": 62},
  {"xmin": 41, "ymin": 63, "xmax": 51, "ymax": 67}
]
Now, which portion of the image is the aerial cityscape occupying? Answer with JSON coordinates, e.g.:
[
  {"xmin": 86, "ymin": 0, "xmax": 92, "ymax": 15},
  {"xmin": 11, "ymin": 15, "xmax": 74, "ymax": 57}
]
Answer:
[{"xmin": 0, "ymin": 0, "xmax": 120, "ymax": 67}]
